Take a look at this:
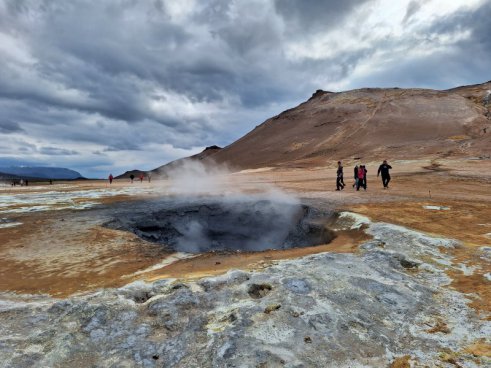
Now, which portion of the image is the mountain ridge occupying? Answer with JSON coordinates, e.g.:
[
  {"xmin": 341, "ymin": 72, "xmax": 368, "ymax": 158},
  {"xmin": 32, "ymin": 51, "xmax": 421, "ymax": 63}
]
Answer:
[
  {"xmin": 204, "ymin": 81, "xmax": 491, "ymax": 169},
  {"xmin": 117, "ymin": 81, "xmax": 491, "ymax": 177}
]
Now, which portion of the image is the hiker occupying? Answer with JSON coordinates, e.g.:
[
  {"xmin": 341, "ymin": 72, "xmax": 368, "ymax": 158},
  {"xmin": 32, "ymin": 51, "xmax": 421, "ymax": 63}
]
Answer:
[
  {"xmin": 130, "ymin": 174, "xmax": 135, "ymax": 183},
  {"xmin": 362, "ymin": 165, "xmax": 368, "ymax": 189},
  {"xmin": 356, "ymin": 165, "xmax": 367, "ymax": 191},
  {"xmin": 108, "ymin": 174, "xmax": 113, "ymax": 184},
  {"xmin": 352, "ymin": 165, "xmax": 359, "ymax": 188},
  {"xmin": 336, "ymin": 161, "xmax": 345, "ymax": 191},
  {"xmin": 139, "ymin": 173, "xmax": 144, "ymax": 183},
  {"xmin": 148, "ymin": 173, "xmax": 151, "ymax": 183},
  {"xmin": 377, "ymin": 160, "xmax": 392, "ymax": 189},
  {"xmin": 25, "ymin": 179, "xmax": 28, "ymax": 186}
]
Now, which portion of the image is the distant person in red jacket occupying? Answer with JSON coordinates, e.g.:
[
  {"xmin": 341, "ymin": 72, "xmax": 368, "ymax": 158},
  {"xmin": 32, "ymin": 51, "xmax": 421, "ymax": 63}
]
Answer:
[
  {"xmin": 352, "ymin": 165, "xmax": 359, "ymax": 188},
  {"xmin": 356, "ymin": 165, "xmax": 367, "ymax": 191},
  {"xmin": 139, "ymin": 173, "xmax": 144, "ymax": 183},
  {"xmin": 108, "ymin": 174, "xmax": 113, "ymax": 184}
]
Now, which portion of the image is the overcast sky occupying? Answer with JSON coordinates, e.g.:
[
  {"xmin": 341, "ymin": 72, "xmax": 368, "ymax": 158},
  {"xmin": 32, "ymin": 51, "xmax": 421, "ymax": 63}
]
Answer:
[{"xmin": 0, "ymin": 0, "xmax": 490, "ymax": 178}]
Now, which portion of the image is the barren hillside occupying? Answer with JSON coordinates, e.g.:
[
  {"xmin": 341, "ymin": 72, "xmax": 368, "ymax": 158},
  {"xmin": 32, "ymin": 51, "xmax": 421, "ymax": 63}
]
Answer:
[
  {"xmin": 202, "ymin": 82, "xmax": 491, "ymax": 169},
  {"xmin": 152, "ymin": 145, "xmax": 222, "ymax": 175}
]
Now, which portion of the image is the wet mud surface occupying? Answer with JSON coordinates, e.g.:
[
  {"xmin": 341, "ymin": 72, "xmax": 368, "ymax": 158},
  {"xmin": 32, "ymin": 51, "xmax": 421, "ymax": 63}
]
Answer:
[{"xmin": 106, "ymin": 198, "xmax": 335, "ymax": 253}]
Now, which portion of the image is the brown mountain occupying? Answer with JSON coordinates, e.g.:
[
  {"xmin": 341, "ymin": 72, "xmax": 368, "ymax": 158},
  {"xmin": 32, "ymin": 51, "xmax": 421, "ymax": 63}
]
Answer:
[
  {"xmin": 203, "ymin": 81, "xmax": 491, "ymax": 169},
  {"xmin": 138, "ymin": 81, "xmax": 491, "ymax": 177},
  {"xmin": 150, "ymin": 145, "xmax": 222, "ymax": 176}
]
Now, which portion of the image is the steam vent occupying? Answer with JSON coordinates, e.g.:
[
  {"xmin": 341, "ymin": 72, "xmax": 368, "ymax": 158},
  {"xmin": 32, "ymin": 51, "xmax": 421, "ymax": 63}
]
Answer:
[{"xmin": 107, "ymin": 197, "xmax": 334, "ymax": 253}]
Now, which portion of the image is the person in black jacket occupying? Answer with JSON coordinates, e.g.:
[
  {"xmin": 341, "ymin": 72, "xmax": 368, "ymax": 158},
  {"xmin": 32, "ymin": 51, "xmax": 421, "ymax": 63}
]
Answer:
[
  {"xmin": 377, "ymin": 160, "xmax": 392, "ymax": 188},
  {"xmin": 336, "ymin": 161, "xmax": 345, "ymax": 191},
  {"xmin": 352, "ymin": 165, "xmax": 359, "ymax": 188}
]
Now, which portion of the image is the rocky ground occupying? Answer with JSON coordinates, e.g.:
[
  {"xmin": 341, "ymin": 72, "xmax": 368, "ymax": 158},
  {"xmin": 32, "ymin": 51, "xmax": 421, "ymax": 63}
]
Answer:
[{"xmin": 0, "ymin": 158, "xmax": 490, "ymax": 367}]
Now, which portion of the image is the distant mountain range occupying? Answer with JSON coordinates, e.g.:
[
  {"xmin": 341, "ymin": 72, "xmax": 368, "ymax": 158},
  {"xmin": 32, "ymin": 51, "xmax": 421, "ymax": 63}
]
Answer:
[{"xmin": 0, "ymin": 166, "xmax": 84, "ymax": 180}]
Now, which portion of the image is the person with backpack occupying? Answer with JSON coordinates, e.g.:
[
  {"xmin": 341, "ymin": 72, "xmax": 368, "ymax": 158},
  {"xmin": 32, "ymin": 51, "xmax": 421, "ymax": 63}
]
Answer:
[
  {"xmin": 130, "ymin": 174, "xmax": 135, "ymax": 183},
  {"xmin": 108, "ymin": 174, "xmax": 113, "ymax": 184},
  {"xmin": 377, "ymin": 160, "xmax": 392, "ymax": 188},
  {"xmin": 335, "ymin": 161, "xmax": 345, "ymax": 191}
]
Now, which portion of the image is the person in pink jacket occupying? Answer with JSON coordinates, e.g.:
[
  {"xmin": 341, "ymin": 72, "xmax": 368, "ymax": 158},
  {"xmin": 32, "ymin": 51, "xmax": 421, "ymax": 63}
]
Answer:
[{"xmin": 356, "ymin": 165, "xmax": 367, "ymax": 191}]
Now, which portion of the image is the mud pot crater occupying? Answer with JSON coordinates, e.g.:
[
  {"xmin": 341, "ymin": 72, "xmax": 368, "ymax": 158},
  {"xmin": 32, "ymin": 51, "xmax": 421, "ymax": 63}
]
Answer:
[{"xmin": 106, "ymin": 197, "xmax": 334, "ymax": 253}]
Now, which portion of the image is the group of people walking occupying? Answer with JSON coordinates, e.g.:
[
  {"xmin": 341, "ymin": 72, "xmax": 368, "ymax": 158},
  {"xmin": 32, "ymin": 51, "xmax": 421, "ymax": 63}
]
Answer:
[
  {"xmin": 108, "ymin": 172, "xmax": 151, "ymax": 184},
  {"xmin": 336, "ymin": 160, "xmax": 392, "ymax": 191}
]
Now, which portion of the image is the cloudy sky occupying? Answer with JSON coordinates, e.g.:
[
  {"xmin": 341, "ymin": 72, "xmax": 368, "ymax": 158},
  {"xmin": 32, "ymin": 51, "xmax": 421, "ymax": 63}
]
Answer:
[{"xmin": 0, "ymin": 0, "xmax": 489, "ymax": 177}]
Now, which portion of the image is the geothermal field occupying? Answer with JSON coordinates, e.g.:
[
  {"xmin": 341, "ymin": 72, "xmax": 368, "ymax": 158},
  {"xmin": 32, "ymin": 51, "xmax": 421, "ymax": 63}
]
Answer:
[
  {"xmin": 1, "ymin": 81, "xmax": 491, "ymax": 368},
  {"xmin": 0, "ymin": 158, "xmax": 490, "ymax": 367},
  {"xmin": 3, "ymin": 1, "xmax": 491, "ymax": 366}
]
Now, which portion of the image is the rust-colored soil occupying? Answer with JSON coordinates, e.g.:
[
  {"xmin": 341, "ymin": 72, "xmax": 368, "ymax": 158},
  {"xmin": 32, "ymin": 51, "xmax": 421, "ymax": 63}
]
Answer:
[
  {"xmin": 464, "ymin": 340, "xmax": 491, "ymax": 358},
  {"xmin": 350, "ymin": 200, "xmax": 491, "ymax": 247},
  {"xmin": 0, "ymin": 212, "xmax": 170, "ymax": 297},
  {"xmin": 427, "ymin": 320, "xmax": 451, "ymax": 334},
  {"xmin": 389, "ymin": 355, "xmax": 411, "ymax": 368}
]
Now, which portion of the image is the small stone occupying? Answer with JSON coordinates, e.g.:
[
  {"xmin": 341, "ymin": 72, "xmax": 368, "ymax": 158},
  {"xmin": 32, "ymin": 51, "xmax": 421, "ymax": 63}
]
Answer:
[
  {"xmin": 152, "ymin": 355, "xmax": 159, "ymax": 360},
  {"xmin": 264, "ymin": 304, "xmax": 281, "ymax": 314},
  {"xmin": 304, "ymin": 336, "xmax": 312, "ymax": 343},
  {"xmin": 291, "ymin": 311, "xmax": 300, "ymax": 317},
  {"xmin": 400, "ymin": 259, "xmax": 419, "ymax": 269}
]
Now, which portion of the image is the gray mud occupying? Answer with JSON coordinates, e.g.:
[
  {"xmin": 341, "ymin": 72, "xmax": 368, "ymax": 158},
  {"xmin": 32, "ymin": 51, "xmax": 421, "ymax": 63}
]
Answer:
[
  {"xmin": 1, "ymin": 213, "xmax": 489, "ymax": 367},
  {"xmin": 105, "ymin": 196, "xmax": 335, "ymax": 253}
]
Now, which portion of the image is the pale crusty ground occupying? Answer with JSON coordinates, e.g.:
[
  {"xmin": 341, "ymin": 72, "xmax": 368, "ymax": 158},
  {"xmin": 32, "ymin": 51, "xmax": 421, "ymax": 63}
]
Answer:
[{"xmin": 0, "ymin": 158, "xmax": 489, "ymax": 314}]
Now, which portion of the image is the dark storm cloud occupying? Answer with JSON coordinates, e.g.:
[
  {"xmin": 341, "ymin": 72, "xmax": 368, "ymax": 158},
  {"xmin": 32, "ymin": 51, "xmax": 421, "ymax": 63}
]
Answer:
[
  {"xmin": 103, "ymin": 142, "xmax": 142, "ymax": 152},
  {"xmin": 350, "ymin": 1, "xmax": 491, "ymax": 89},
  {"xmin": 274, "ymin": 0, "xmax": 371, "ymax": 33},
  {"xmin": 0, "ymin": 120, "xmax": 23, "ymax": 133},
  {"xmin": 0, "ymin": 0, "xmax": 488, "ymax": 177},
  {"xmin": 39, "ymin": 146, "xmax": 79, "ymax": 156},
  {"xmin": 428, "ymin": 1, "xmax": 491, "ymax": 51}
]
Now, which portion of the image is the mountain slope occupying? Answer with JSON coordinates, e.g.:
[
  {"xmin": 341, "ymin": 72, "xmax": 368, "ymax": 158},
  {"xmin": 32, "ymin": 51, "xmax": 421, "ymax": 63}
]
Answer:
[
  {"xmin": 151, "ymin": 145, "xmax": 222, "ymax": 176},
  {"xmin": 114, "ymin": 170, "xmax": 147, "ymax": 180},
  {"xmin": 205, "ymin": 82, "xmax": 491, "ymax": 169}
]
